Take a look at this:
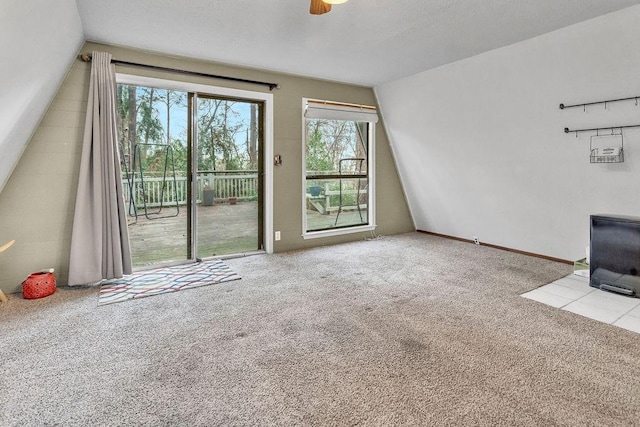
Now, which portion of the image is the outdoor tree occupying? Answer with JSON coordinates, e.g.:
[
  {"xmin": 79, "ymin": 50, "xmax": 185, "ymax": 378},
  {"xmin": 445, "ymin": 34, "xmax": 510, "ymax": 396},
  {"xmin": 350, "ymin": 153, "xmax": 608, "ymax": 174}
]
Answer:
[
  {"xmin": 247, "ymin": 103, "xmax": 258, "ymax": 169},
  {"xmin": 117, "ymin": 84, "xmax": 258, "ymax": 176},
  {"xmin": 136, "ymin": 87, "xmax": 163, "ymax": 145},
  {"xmin": 116, "ymin": 85, "xmax": 179, "ymax": 175},
  {"xmin": 197, "ymin": 99, "xmax": 245, "ymax": 171},
  {"xmin": 116, "ymin": 84, "xmax": 138, "ymax": 174},
  {"xmin": 306, "ymin": 120, "xmax": 334, "ymax": 173},
  {"xmin": 157, "ymin": 89, "xmax": 186, "ymax": 145},
  {"xmin": 306, "ymin": 119, "xmax": 362, "ymax": 173}
]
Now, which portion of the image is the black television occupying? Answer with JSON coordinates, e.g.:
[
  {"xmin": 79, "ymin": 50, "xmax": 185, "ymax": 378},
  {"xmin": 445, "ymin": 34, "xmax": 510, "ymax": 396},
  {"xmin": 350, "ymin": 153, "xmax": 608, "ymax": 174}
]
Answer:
[{"xmin": 590, "ymin": 214, "xmax": 640, "ymax": 297}]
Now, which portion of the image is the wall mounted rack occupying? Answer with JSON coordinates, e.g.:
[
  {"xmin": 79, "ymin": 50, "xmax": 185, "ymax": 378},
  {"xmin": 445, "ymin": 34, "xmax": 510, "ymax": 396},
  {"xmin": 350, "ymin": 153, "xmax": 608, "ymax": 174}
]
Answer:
[
  {"xmin": 559, "ymin": 95, "xmax": 640, "ymax": 110},
  {"xmin": 561, "ymin": 94, "xmax": 640, "ymax": 134},
  {"xmin": 564, "ymin": 124, "xmax": 640, "ymax": 134}
]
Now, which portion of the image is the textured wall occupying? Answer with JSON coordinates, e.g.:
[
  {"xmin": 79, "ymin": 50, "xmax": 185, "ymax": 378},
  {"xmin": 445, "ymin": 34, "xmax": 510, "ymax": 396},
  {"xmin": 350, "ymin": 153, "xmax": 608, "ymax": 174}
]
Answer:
[
  {"xmin": 0, "ymin": 0, "xmax": 84, "ymax": 193},
  {"xmin": 375, "ymin": 5, "xmax": 640, "ymax": 261},
  {"xmin": 0, "ymin": 42, "xmax": 413, "ymax": 294}
]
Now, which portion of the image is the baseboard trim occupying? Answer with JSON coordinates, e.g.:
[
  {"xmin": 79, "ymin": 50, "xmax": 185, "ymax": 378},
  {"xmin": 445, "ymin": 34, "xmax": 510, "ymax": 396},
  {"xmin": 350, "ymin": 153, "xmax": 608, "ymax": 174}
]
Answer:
[{"xmin": 416, "ymin": 230, "xmax": 573, "ymax": 265}]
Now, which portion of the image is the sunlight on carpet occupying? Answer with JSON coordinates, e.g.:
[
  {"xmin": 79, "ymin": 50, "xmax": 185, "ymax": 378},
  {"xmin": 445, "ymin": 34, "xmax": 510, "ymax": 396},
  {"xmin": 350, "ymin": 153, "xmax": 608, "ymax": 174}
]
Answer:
[{"xmin": 98, "ymin": 260, "xmax": 240, "ymax": 306}]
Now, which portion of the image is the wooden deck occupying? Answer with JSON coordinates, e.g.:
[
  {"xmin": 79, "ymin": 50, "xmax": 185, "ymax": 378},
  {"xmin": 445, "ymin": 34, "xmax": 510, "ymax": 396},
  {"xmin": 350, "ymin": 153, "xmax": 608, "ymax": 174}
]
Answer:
[
  {"xmin": 127, "ymin": 200, "xmax": 369, "ymax": 267},
  {"xmin": 127, "ymin": 201, "xmax": 258, "ymax": 267}
]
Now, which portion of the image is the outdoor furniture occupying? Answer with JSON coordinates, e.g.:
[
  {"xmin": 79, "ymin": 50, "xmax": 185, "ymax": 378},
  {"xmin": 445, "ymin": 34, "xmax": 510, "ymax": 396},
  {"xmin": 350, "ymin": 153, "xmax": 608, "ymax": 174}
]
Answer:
[
  {"xmin": 126, "ymin": 142, "xmax": 180, "ymax": 221},
  {"xmin": 334, "ymin": 158, "xmax": 365, "ymax": 225}
]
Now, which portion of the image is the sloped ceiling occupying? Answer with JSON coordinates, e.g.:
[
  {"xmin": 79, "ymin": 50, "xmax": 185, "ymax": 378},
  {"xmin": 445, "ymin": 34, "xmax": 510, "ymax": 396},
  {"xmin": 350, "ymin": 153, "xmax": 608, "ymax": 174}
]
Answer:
[
  {"xmin": 76, "ymin": 0, "xmax": 640, "ymax": 86},
  {"xmin": 0, "ymin": 0, "xmax": 84, "ymax": 193},
  {"xmin": 2, "ymin": 0, "xmax": 640, "ymax": 192}
]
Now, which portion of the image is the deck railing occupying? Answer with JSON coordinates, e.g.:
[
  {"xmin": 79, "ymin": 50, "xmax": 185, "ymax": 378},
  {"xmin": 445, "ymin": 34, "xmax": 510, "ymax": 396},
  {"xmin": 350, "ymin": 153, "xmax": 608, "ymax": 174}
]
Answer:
[
  {"xmin": 124, "ymin": 171, "xmax": 258, "ymax": 208},
  {"xmin": 305, "ymin": 180, "xmax": 368, "ymax": 215},
  {"xmin": 123, "ymin": 170, "xmax": 368, "ymax": 214}
]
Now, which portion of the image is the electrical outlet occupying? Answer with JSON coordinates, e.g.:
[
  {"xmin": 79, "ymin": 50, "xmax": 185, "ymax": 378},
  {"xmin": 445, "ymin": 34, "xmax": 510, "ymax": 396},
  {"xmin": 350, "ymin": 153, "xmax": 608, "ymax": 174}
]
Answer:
[
  {"xmin": 275, "ymin": 231, "xmax": 281, "ymax": 241},
  {"xmin": 473, "ymin": 236, "xmax": 480, "ymax": 245}
]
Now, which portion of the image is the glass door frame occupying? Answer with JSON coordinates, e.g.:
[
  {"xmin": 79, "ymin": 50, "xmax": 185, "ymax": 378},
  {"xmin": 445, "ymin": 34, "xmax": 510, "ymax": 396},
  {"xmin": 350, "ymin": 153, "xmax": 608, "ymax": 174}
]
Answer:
[
  {"xmin": 190, "ymin": 93, "xmax": 265, "ymax": 260},
  {"xmin": 117, "ymin": 73, "xmax": 275, "ymax": 259}
]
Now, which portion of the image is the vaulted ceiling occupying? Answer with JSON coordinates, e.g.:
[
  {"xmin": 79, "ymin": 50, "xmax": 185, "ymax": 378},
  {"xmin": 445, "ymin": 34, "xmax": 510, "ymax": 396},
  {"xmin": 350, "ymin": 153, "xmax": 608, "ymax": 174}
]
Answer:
[
  {"xmin": 2, "ymin": 0, "xmax": 640, "ymax": 193},
  {"xmin": 76, "ymin": 0, "xmax": 640, "ymax": 87}
]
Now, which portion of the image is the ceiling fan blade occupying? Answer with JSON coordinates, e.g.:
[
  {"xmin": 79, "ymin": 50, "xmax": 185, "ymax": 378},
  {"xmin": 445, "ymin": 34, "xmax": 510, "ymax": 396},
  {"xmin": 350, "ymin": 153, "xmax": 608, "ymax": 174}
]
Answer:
[{"xmin": 310, "ymin": 0, "xmax": 331, "ymax": 15}]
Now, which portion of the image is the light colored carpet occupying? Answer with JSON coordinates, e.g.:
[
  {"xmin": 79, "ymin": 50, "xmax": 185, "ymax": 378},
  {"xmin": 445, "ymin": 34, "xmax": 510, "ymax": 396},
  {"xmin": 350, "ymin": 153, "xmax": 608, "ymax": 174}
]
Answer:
[{"xmin": 1, "ymin": 232, "xmax": 639, "ymax": 426}]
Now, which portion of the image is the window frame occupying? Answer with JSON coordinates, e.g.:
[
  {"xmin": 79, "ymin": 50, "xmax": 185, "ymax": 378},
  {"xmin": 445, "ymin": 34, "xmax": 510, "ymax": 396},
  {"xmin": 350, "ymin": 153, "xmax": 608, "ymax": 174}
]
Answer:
[{"xmin": 301, "ymin": 98, "xmax": 376, "ymax": 240}]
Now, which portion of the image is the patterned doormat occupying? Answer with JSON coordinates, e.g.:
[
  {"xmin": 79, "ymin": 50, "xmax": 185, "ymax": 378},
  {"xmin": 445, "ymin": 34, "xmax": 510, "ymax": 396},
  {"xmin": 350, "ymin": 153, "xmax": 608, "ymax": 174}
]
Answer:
[{"xmin": 98, "ymin": 260, "xmax": 241, "ymax": 306}]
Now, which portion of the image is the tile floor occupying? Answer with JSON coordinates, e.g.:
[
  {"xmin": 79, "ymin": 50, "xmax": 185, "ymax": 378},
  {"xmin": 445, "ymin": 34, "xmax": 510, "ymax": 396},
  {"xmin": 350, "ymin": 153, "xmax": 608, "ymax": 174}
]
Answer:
[{"xmin": 521, "ymin": 273, "xmax": 640, "ymax": 334}]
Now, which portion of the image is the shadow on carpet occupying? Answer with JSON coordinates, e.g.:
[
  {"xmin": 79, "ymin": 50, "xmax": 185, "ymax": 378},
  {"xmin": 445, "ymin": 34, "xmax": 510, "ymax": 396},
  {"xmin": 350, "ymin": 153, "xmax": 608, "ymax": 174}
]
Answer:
[{"xmin": 98, "ymin": 260, "xmax": 240, "ymax": 305}]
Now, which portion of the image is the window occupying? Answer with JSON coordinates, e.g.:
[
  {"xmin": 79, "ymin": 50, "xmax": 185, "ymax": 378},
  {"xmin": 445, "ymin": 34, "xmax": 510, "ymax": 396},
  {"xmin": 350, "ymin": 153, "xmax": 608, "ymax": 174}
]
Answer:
[{"xmin": 302, "ymin": 99, "xmax": 377, "ymax": 238}]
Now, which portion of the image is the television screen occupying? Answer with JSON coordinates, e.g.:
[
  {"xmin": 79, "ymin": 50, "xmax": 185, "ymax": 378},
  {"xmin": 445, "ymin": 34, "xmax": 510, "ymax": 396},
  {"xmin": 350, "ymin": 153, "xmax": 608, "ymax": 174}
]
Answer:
[{"xmin": 590, "ymin": 214, "xmax": 640, "ymax": 297}]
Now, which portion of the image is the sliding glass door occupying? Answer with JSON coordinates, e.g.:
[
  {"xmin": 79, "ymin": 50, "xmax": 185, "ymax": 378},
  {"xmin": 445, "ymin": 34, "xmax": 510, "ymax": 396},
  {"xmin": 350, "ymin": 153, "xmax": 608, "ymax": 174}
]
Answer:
[
  {"xmin": 193, "ymin": 94, "xmax": 263, "ymax": 259},
  {"xmin": 116, "ymin": 83, "xmax": 263, "ymax": 268}
]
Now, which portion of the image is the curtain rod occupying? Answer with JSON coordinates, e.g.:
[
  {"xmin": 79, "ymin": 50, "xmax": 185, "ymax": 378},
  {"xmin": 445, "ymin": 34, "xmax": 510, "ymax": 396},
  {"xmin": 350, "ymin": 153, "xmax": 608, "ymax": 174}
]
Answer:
[{"xmin": 80, "ymin": 54, "xmax": 279, "ymax": 91}]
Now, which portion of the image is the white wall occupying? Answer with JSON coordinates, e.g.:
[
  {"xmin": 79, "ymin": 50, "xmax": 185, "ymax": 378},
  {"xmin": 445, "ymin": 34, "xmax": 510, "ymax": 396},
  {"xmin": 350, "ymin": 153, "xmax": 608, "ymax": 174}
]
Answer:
[
  {"xmin": 375, "ymin": 5, "xmax": 640, "ymax": 261},
  {"xmin": 0, "ymin": 0, "xmax": 84, "ymax": 193}
]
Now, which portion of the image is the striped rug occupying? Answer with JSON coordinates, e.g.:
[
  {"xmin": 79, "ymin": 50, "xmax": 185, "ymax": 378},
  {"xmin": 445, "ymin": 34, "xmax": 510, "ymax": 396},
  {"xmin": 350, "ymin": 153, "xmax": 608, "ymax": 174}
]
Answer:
[{"xmin": 98, "ymin": 260, "xmax": 241, "ymax": 306}]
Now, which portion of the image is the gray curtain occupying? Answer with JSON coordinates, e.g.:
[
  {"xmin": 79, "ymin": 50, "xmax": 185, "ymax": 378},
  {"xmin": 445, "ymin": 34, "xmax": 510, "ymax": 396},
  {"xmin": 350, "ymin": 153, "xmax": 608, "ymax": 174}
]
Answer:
[{"xmin": 68, "ymin": 51, "xmax": 132, "ymax": 286}]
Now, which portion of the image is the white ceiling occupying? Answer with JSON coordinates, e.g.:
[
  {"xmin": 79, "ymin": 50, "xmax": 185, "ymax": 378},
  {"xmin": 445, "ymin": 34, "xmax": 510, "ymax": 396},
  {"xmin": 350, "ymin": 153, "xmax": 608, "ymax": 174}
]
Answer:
[{"xmin": 76, "ymin": 0, "xmax": 640, "ymax": 87}]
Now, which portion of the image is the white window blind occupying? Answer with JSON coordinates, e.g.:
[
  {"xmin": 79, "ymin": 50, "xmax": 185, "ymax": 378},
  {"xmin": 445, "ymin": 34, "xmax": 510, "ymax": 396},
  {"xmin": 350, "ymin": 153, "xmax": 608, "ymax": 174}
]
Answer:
[{"xmin": 304, "ymin": 100, "xmax": 379, "ymax": 123}]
